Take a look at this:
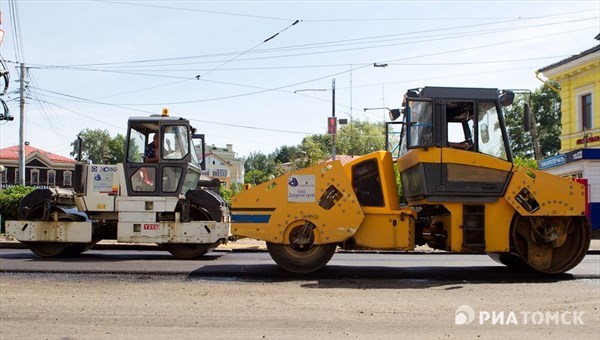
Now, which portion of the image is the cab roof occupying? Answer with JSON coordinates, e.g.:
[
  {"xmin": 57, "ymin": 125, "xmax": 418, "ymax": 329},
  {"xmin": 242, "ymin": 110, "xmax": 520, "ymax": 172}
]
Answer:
[{"xmin": 412, "ymin": 87, "xmax": 500, "ymax": 101}]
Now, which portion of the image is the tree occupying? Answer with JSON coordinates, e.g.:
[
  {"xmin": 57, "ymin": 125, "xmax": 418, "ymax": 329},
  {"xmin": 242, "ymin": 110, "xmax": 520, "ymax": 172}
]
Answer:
[
  {"xmin": 70, "ymin": 129, "xmax": 126, "ymax": 164},
  {"xmin": 220, "ymin": 182, "xmax": 243, "ymax": 205},
  {"xmin": 243, "ymin": 151, "xmax": 277, "ymax": 185},
  {"xmin": 296, "ymin": 120, "xmax": 385, "ymax": 167},
  {"xmin": 504, "ymin": 83, "xmax": 561, "ymax": 159},
  {"xmin": 336, "ymin": 120, "xmax": 385, "ymax": 156},
  {"xmin": 532, "ymin": 85, "xmax": 562, "ymax": 158},
  {"xmin": 272, "ymin": 145, "xmax": 302, "ymax": 164},
  {"xmin": 299, "ymin": 135, "xmax": 329, "ymax": 167}
]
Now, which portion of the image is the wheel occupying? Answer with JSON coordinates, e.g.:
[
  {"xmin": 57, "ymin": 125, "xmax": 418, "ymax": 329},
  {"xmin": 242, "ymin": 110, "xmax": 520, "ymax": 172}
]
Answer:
[
  {"xmin": 487, "ymin": 252, "xmax": 528, "ymax": 270},
  {"xmin": 162, "ymin": 243, "xmax": 212, "ymax": 259},
  {"xmin": 23, "ymin": 242, "xmax": 72, "ymax": 257},
  {"xmin": 21, "ymin": 206, "xmax": 91, "ymax": 258},
  {"xmin": 511, "ymin": 215, "xmax": 590, "ymax": 274},
  {"xmin": 266, "ymin": 221, "xmax": 337, "ymax": 273}
]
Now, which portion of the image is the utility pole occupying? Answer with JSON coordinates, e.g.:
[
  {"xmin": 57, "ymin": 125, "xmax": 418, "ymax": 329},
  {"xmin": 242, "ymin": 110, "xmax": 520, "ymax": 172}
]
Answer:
[
  {"xmin": 530, "ymin": 109, "xmax": 542, "ymax": 161},
  {"xmin": 18, "ymin": 63, "xmax": 26, "ymax": 185},
  {"xmin": 294, "ymin": 79, "xmax": 336, "ymax": 160},
  {"xmin": 331, "ymin": 78, "xmax": 336, "ymax": 161}
]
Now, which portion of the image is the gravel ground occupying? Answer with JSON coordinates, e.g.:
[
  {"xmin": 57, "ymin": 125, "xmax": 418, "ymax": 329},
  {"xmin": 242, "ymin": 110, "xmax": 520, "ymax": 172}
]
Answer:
[{"xmin": 1, "ymin": 273, "xmax": 598, "ymax": 340}]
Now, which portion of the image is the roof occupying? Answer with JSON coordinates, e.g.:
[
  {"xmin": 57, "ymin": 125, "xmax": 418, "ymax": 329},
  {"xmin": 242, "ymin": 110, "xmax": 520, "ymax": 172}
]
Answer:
[
  {"xmin": 204, "ymin": 152, "xmax": 232, "ymax": 166},
  {"xmin": 0, "ymin": 145, "xmax": 76, "ymax": 163},
  {"xmin": 319, "ymin": 155, "xmax": 359, "ymax": 165},
  {"xmin": 537, "ymin": 44, "xmax": 600, "ymax": 73}
]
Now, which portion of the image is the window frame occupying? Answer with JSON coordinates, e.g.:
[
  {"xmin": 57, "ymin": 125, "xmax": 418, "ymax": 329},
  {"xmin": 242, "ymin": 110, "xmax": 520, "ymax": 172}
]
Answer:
[
  {"xmin": 63, "ymin": 171, "xmax": 72, "ymax": 187},
  {"xmin": 47, "ymin": 170, "xmax": 56, "ymax": 186},
  {"xmin": 581, "ymin": 93, "xmax": 593, "ymax": 130},
  {"xmin": 575, "ymin": 85, "xmax": 594, "ymax": 131},
  {"xmin": 30, "ymin": 169, "xmax": 40, "ymax": 185}
]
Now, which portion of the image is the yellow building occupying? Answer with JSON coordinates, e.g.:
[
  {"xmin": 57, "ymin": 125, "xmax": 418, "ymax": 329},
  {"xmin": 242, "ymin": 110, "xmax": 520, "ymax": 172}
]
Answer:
[
  {"xmin": 537, "ymin": 35, "xmax": 599, "ymax": 235},
  {"xmin": 537, "ymin": 36, "xmax": 599, "ymax": 151}
]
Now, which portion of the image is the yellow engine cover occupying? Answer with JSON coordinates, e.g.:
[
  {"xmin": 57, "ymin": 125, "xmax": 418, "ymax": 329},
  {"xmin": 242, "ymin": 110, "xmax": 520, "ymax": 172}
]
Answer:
[
  {"xmin": 505, "ymin": 167, "xmax": 587, "ymax": 217},
  {"xmin": 231, "ymin": 161, "xmax": 365, "ymax": 244}
]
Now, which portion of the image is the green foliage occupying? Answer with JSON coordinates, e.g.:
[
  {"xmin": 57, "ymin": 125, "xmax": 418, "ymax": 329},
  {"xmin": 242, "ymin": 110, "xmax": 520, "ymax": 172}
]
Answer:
[
  {"xmin": 272, "ymin": 145, "xmax": 302, "ymax": 164},
  {"xmin": 513, "ymin": 156, "xmax": 538, "ymax": 169},
  {"xmin": 299, "ymin": 135, "xmax": 329, "ymax": 166},
  {"xmin": 70, "ymin": 129, "xmax": 126, "ymax": 164},
  {"xmin": 295, "ymin": 120, "xmax": 385, "ymax": 167},
  {"xmin": 336, "ymin": 120, "xmax": 385, "ymax": 156},
  {"xmin": 0, "ymin": 186, "xmax": 35, "ymax": 232},
  {"xmin": 220, "ymin": 183, "xmax": 243, "ymax": 205},
  {"xmin": 241, "ymin": 121, "xmax": 387, "ymax": 185},
  {"xmin": 504, "ymin": 83, "xmax": 561, "ymax": 159},
  {"xmin": 243, "ymin": 151, "xmax": 277, "ymax": 185}
]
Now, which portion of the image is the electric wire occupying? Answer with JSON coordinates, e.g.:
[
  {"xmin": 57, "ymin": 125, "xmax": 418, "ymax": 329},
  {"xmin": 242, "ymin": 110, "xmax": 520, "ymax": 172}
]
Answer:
[
  {"xmin": 27, "ymin": 73, "xmax": 74, "ymax": 143},
  {"xmin": 199, "ymin": 19, "xmax": 300, "ymax": 78},
  {"xmin": 33, "ymin": 25, "xmax": 592, "ymax": 106},
  {"xmin": 8, "ymin": 0, "xmax": 25, "ymax": 62},
  {"xmin": 55, "ymin": 10, "xmax": 595, "ymax": 68},
  {"xmin": 94, "ymin": 0, "xmax": 293, "ymax": 22}
]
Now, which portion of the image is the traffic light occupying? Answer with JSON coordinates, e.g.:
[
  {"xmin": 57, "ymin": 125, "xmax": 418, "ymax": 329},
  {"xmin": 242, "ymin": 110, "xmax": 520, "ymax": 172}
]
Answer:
[{"xmin": 327, "ymin": 116, "xmax": 337, "ymax": 135}]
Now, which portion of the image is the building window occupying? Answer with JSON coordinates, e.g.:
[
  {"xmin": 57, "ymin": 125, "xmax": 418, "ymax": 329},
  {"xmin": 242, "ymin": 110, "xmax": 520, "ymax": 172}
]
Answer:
[
  {"xmin": 64, "ymin": 171, "xmax": 72, "ymax": 187},
  {"xmin": 563, "ymin": 172, "xmax": 583, "ymax": 179},
  {"xmin": 581, "ymin": 93, "xmax": 592, "ymax": 130},
  {"xmin": 31, "ymin": 169, "xmax": 40, "ymax": 185},
  {"xmin": 0, "ymin": 170, "xmax": 5, "ymax": 183},
  {"xmin": 212, "ymin": 169, "xmax": 228, "ymax": 177},
  {"xmin": 48, "ymin": 170, "xmax": 56, "ymax": 186}
]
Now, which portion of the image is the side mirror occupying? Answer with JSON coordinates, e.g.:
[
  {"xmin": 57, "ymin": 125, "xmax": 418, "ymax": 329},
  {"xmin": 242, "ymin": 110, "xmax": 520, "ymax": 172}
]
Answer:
[
  {"xmin": 524, "ymin": 104, "xmax": 531, "ymax": 132},
  {"xmin": 192, "ymin": 133, "xmax": 206, "ymax": 170},
  {"xmin": 499, "ymin": 91, "xmax": 515, "ymax": 107},
  {"xmin": 480, "ymin": 123, "xmax": 490, "ymax": 143},
  {"xmin": 388, "ymin": 109, "xmax": 402, "ymax": 121}
]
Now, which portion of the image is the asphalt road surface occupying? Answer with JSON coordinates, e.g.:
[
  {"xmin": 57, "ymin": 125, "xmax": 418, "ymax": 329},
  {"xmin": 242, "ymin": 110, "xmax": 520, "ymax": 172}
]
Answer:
[{"xmin": 1, "ymin": 249, "xmax": 599, "ymax": 339}]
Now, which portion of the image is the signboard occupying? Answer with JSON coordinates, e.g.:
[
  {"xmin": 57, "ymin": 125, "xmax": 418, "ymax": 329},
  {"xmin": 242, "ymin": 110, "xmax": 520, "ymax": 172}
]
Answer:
[
  {"xmin": 287, "ymin": 175, "xmax": 315, "ymax": 202},
  {"xmin": 538, "ymin": 154, "xmax": 566, "ymax": 169},
  {"xmin": 576, "ymin": 135, "xmax": 600, "ymax": 145},
  {"xmin": 90, "ymin": 166, "xmax": 118, "ymax": 193},
  {"xmin": 539, "ymin": 148, "xmax": 600, "ymax": 170}
]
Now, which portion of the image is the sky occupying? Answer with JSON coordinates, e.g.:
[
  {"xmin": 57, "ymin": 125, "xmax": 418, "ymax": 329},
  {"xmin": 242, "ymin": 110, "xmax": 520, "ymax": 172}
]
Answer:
[{"xmin": 0, "ymin": 0, "xmax": 598, "ymax": 160}]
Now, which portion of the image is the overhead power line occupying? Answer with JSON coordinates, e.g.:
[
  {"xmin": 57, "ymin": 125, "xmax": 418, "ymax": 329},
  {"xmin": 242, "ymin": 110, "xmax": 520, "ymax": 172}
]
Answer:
[
  {"xmin": 200, "ymin": 19, "xmax": 301, "ymax": 78},
  {"xmin": 52, "ymin": 11, "xmax": 595, "ymax": 68},
  {"xmin": 94, "ymin": 0, "xmax": 293, "ymax": 21},
  {"xmin": 30, "ymin": 25, "xmax": 593, "ymax": 107}
]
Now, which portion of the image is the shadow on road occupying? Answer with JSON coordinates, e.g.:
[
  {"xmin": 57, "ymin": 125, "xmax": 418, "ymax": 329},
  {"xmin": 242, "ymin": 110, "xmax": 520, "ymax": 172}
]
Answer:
[
  {"xmin": 0, "ymin": 251, "xmax": 225, "ymax": 262},
  {"xmin": 186, "ymin": 264, "xmax": 594, "ymax": 289}
]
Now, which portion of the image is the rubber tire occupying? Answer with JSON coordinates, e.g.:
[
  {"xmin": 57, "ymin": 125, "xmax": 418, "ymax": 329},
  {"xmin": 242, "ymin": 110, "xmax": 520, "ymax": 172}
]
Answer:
[{"xmin": 267, "ymin": 242, "xmax": 337, "ymax": 273}]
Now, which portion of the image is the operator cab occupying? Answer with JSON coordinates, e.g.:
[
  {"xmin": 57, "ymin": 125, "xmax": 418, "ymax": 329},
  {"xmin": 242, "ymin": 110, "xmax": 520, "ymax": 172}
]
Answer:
[
  {"xmin": 124, "ymin": 111, "xmax": 206, "ymax": 197},
  {"xmin": 390, "ymin": 87, "xmax": 515, "ymax": 202}
]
